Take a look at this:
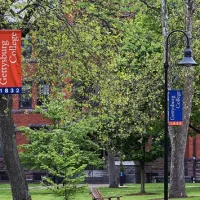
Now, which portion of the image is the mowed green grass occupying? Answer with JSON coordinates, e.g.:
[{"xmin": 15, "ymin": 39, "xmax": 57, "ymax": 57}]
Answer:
[
  {"xmin": 0, "ymin": 184, "xmax": 59, "ymax": 200},
  {"xmin": 98, "ymin": 183, "xmax": 200, "ymax": 200},
  {"xmin": 0, "ymin": 183, "xmax": 200, "ymax": 200}
]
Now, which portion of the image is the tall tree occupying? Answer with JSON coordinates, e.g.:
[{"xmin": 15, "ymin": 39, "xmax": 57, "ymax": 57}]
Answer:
[
  {"xmin": 0, "ymin": 1, "xmax": 75, "ymax": 199},
  {"xmin": 67, "ymin": 1, "xmax": 164, "ymax": 189},
  {"xmin": 0, "ymin": 1, "xmax": 44, "ymax": 199},
  {"xmin": 160, "ymin": 0, "xmax": 196, "ymax": 197}
]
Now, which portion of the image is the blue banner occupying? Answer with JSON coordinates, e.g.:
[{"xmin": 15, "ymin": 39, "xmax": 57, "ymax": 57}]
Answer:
[{"xmin": 168, "ymin": 90, "xmax": 183, "ymax": 126}]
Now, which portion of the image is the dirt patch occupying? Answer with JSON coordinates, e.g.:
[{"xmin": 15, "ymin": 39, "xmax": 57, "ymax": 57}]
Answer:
[{"xmin": 125, "ymin": 192, "xmax": 157, "ymax": 196}]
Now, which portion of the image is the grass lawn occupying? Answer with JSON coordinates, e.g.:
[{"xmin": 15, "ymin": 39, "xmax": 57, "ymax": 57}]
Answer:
[
  {"xmin": 0, "ymin": 183, "xmax": 200, "ymax": 200},
  {"xmin": 97, "ymin": 183, "xmax": 200, "ymax": 200},
  {"xmin": 0, "ymin": 184, "xmax": 60, "ymax": 200}
]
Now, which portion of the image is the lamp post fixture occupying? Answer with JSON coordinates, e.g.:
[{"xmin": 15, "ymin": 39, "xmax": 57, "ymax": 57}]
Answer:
[{"xmin": 164, "ymin": 30, "xmax": 197, "ymax": 200}]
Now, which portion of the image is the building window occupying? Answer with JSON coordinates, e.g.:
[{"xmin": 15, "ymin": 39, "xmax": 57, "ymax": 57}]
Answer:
[
  {"xmin": 19, "ymin": 82, "xmax": 32, "ymax": 109},
  {"xmin": 37, "ymin": 84, "xmax": 50, "ymax": 106}
]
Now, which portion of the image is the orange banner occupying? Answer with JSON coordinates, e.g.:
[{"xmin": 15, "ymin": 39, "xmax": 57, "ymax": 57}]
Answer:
[{"xmin": 0, "ymin": 30, "xmax": 22, "ymax": 94}]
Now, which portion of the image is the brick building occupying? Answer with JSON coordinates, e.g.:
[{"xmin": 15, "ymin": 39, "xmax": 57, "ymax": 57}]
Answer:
[{"xmin": 143, "ymin": 135, "xmax": 200, "ymax": 183}]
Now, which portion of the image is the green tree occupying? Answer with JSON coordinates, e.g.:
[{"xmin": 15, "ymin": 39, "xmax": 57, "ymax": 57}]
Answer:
[
  {"xmin": 120, "ymin": 124, "xmax": 163, "ymax": 193},
  {"xmin": 64, "ymin": 1, "xmax": 165, "ymax": 191},
  {"xmin": 19, "ymin": 94, "xmax": 101, "ymax": 200},
  {"xmin": 0, "ymin": 1, "xmax": 55, "ymax": 199},
  {"xmin": 91, "ymin": 6, "xmax": 164, "ymax": 190},
  {"xmin": 20, "ymin": 128, "xmax": 87, "ymax": 200}
]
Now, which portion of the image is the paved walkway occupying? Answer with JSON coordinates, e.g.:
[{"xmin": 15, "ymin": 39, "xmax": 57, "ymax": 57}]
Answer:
[
  {"xmin": 0, "ymin": 183, "xmax": 124, "ymax": 190},
  {"xmin": 88, "ymin": 184, "xmax": 109, "ymax": 188}
]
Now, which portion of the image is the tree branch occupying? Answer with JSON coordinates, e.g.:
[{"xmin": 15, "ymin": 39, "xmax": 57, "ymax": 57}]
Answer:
[
  {"xmin": 189, "ymin": 123, "xmax": 200, "ymax": 134},
  {"xmin": 140, "ymin": 0, "xmax": 160, "ymax": 12}
]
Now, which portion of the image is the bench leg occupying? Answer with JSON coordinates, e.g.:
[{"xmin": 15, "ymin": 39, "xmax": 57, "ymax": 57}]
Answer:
[{"xmin": 117, "ymin": 197, "xmax": 120, "ymax": 200}]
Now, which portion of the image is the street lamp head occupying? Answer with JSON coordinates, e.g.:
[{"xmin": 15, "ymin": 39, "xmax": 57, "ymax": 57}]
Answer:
[{"xmin": 179, "ymin": 48, "xmax": 197, "ymax": 66}]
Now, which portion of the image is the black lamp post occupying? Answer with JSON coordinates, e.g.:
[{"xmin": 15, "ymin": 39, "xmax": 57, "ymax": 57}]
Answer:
[{"xmin": 164, "ymin": 30, "xmax": 197, "ymax": 200}]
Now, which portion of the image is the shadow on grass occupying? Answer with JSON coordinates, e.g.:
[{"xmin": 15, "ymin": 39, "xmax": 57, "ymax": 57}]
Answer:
[{"xmin": 150, "ymin": 196, "xmax": 200, "ymax": 200}]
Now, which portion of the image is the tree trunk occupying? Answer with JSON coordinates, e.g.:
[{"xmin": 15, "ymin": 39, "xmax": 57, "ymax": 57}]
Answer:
[
  {"xmin": 140, "ymin": 161, "xmax": 146, "ymax": 193},
  {"xmin": 161, "ymin": 0, "xmax": 195, "ymax": 198},
  {"xmin": 107, "ymin": 150, "xmax": 118, "ymax": 188},
  {"xmin": 169, "ymin": 67, "xmax": 194, "ymax": 198},
  {"xmin": 169, "ymin": 0, "xmax": 195, "ymax": 197},
  {"xmin": 169, "ymin": 127, "xmax": 186, "ymax": 197},
  {"xmin": 0, "ymin": 95, "xmax": 31, "ymax": 200}
]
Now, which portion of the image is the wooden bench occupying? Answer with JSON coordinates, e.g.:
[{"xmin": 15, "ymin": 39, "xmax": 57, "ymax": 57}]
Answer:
[{"xmin": 90, "ymin": 187, "xmax": 121, "ymax": 200}]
